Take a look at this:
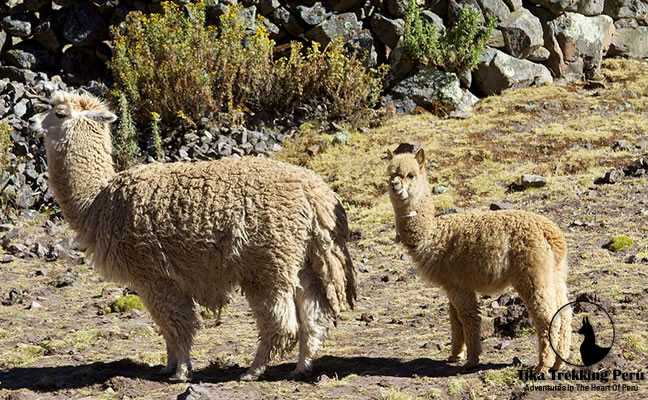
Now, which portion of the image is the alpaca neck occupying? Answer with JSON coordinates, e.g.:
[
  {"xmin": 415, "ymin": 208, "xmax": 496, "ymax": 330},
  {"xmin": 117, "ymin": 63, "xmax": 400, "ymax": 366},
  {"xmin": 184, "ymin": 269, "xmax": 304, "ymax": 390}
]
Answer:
[
  {"xmin": 46, "ymin": 120, "xmax": 116, "ymax": 233},
  {"xmin": 392, "ymin": 191, "xmax": 436, "ymax": 249},
  {"xmin": 583, "ymin": 330, "xmax": 596, "ymax": 345}
]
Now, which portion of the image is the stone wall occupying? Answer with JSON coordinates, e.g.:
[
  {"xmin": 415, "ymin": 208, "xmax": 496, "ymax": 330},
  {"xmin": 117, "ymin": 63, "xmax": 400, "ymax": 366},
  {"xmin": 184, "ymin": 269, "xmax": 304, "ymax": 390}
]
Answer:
[{"xmin": 0, "ymin": 1, "xmax": 646, "ymax": 95}]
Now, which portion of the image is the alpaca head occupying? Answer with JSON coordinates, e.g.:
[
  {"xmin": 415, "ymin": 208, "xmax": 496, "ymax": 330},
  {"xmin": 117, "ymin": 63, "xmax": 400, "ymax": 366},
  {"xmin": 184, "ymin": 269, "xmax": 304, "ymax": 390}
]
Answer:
[
  {"xmin": 29, "ymin": 91, "xmax": 117, "ymax": 148},
  {"xmin": 386, "ymin": 148, "xmax": 429, "ymax": 205},
  {"xmin": 578, "ymin": 316, "xmax": 594, "ymax": 336}
]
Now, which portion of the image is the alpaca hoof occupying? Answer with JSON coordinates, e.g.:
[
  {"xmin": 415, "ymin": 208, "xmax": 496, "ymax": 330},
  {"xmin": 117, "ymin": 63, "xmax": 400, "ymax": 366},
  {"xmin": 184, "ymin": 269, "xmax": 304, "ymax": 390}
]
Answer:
[
  {"xmin": 288, "ymin": 369, "xmax": 312, "ymax": 381},
  {"xmin": 447, "ymin": 354, "xmax": 465, "ymax": 363},
  {"xmin": 169, "ymin": 371, "xmax": 191, "ymax": 383},
  {"xmin": 463, "ymin": 360, "xmax": 479, "ymax": 370},
  {"xmin": 239, "ymin": 370, "xmax": 262, "ymax": 382}
]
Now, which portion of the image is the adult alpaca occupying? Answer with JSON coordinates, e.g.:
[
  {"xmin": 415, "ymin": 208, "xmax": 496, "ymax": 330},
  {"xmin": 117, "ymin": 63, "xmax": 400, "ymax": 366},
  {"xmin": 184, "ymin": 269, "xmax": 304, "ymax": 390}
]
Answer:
[
  {"xmin": 31, "ymin": 91, "xmax": 356, "ymax": 382},
  {"xmin": 386, "ymin": 146, "xmax": 571, "ymax": 372}
]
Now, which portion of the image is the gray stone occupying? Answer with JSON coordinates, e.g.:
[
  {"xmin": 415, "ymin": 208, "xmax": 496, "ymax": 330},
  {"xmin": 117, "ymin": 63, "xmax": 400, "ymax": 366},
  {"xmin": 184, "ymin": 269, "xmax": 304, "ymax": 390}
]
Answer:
[
  {"xmin": 33, "ymin": 19, "xmax": 62, "ymax": 52},
  {"xmin": 63, "ymin": 2, "xmax": 109, "ymax": 46},
  {"xmin": 345, "ymin": 31, "xmax": 378, "ymax": 68},
  {"xmin": 3, "ymin": 41, "xmax": 56, "ymax": 70},
  {"xmin": 1, "ymin": 14, "xmax": 33, "ymax": 37},
  {"xmin": 521, "ymin": 174, "xmax": 547, "ymax": 188},
  {"xmin": 385, "ymin": 0, "xmax": 407, "ymax": 17},
  {"xmin": 370, "ymin": 13, "xmax": 404, "ymax": 49},
  {"xmin": 567, "ymin": 0, "xmax": 604, "ymax": 15},
  {"xmin": 448, "ymin": 0, "xmax": 485, "ymax": 26},
  {"xmin": 490, "ymin": 202, "xmax": 514, "ymax": 210},
  {"xmin": 0, "ymin": 66, "xmax": 37, "ymax": 84},
  {"xmin": 527, "ymin": 0, "xmax": 577, "ymax": 15},
  {"xmin": 13, "ymin": 98, "xmax": 30, "ymax": 119},
  {"xmin": 603, "ymin": 0, "xmax": 648, "ymax": 23},
  {"xmin": 608, "ymin": 27, "xmax": 648, "ymax": 58},
  {"xmin": 0, "ymin": 29, "xmax": 7, "ymax": 51},
  {"xmin": 271, "ymin": 6, "xmax": 304, "ymax": 36},
  {"xmin": 261, "ymin": 17, "xmax": 283, "ymax": 41},
  {"xmin": 503, "ymin": 0, "xmax": 523, "ymax": 10},
  {"xmin": 488, "ymin": 29, "xmax": 505, "ymax": 48},
  {"xmin": 297, "ymin": 2, "xmax": 330, "ymax": 26},
  {"xmin": 527, "ymin": 46, "xmax": 551, "ymax": 61},
  {"xmin": 258, "ymin": 0, "xmax": 281, "ymax": 16},
  {"xmin": 385, "ymin": 66, "xmax": 477, "ymax": 116},
  {"xmin": 333, "ymin": 130, "xmax": 350, "ymax": 145},
  {"xmin": 499, "ymin": 9, "xmax": 543, "ymax": 59},
  {"xmin": 547, "ymin": 12, "xmax": 615, "ymax": 81},
  {"xmin": 477, "ymin": 0, "xmax": 510, "ymax": 23},
  {"xmin": 473, "ymin": 48, "xmax": 553, "ymax": 96},
  {"xmin": 420, "ymin": 10, "xmax": 445, "ymax": 33},
  {"xmin": 305, "ymin": 12, "xmax": 362, "ymax": 46}
]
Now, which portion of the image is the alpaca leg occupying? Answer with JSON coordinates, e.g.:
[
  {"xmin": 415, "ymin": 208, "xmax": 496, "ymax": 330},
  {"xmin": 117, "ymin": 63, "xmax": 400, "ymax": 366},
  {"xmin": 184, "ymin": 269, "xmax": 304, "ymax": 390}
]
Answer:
[
  {"xmin": 514, "ymin": 279, "xmax": 557, "ymax": 373},
  {"xmin": 447, "ymin": 303, "xmax": 466, "ymax": 363},
  {"xmin": 240, "ymin": 287, "xmax": 299, "ymax": 381},
  {"xmin": 291, "ymin": 275, "xmax": 331, "ymax": 379},
  {"xmin": 139, "ymin": 280, "xmax": 199, "ymax": 382},
  {"xmin": 445, "ymin": 288, "xmax": 481, "ymax": 368},
  {"xmin": 552, "ymin": 279, "xmax": 572, "ymax": 370}
]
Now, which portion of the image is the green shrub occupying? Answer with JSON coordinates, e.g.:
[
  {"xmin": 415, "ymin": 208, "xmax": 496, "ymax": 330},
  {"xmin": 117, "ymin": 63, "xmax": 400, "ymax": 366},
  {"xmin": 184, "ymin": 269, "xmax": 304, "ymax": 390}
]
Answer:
[
  {"xmin": 0, "ymin": 120, "xmax": 11, "ymax": 174},
  {"xmin": 150, "ymin": 112, "xmax": 164, "ymax": 162},
  {"xmin": 113, "ymin": 92, "xmax": 139, "ymax": 171},
  {"xmin": 403, "ymin": 0, "xmax": 496, "ymax": 74},
  {"xmin": 109, "ymin": 1, "xmax": 386, "ymax": 132},
  {"xmin": 606, "ymin": 235, "xmax": 634, "ymax": 252}
]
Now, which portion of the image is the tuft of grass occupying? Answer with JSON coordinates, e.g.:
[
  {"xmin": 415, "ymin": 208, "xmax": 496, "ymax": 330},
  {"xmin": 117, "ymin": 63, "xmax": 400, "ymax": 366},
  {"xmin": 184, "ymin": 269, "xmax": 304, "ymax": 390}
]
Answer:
[
  {"xmin": 380, "ymin": 387, "xmax": 414, "ymax": 400},
  {"xmin": 483, "ymin": 367, "xmax": 519, "ymax": 386},
  {"xmin": 606, "ymin": 235, "xmax": 634, "ymax": 252},
  {"xmin": 447, "ymin": 378, "xmax": 468, "ymax": 396},
  {"xmin": 109, "ymin": 295, "xmax": 145, "ymax": 313}
]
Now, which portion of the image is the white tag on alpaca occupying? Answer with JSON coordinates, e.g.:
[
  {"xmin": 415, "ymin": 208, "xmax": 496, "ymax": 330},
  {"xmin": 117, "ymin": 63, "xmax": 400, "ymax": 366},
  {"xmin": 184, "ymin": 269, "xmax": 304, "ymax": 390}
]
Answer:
[{"xmin": 406, "ymin": 210, "xmax": 417, "ymax": 217}]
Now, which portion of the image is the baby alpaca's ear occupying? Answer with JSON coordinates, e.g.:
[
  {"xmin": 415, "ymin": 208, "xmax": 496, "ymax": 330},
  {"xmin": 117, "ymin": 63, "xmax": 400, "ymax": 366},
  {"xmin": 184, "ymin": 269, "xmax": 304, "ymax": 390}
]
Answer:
[
  {"xmin": 415, "ymin": 148, "xmax": 425, "ymax": 168},
  {"xmin": 386, "ymin": 149, "xmax": 394, "ymax": 160},
  {"xmin": 85, "ymin": 110, "xmax": 118, "ymax": 124}
]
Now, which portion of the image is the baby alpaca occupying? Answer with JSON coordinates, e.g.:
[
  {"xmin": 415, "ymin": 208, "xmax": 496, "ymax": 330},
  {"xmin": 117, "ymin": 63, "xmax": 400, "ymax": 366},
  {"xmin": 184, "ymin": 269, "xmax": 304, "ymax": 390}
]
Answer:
[
  {"xmin": 386, "ymin": 147, "xmax": 571, "ymax": 372},
  {"xmin": 31, "ymin": 91, "xmax": 356, "ymax": 382}
]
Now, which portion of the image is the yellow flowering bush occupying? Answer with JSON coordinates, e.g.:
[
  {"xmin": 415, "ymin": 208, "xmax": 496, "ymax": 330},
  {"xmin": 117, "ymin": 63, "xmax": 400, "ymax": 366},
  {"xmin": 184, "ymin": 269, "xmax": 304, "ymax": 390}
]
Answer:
[{"xmin": 109, "ymin": 1, "xmax": 386, "ymax": 130}]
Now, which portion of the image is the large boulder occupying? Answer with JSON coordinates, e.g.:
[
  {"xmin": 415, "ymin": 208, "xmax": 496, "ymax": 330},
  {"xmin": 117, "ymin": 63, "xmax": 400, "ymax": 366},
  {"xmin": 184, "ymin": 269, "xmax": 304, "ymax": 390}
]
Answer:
[
  {"xmin": 603, "ymin": 0, "xmax": 648, "ymax": 23},
  {"xmin": 270, "ymin": 6, "xmax": 304, "ymax": 36},
  {"xmin": 546, "ymin": 12, "xmax": 615, "ymax": 80},
  {"xmin": 63, "ymin": 2, "xmax": 109, "ymax": 47},
  {"xmin": 1, "ymin": 14, "xmax": 34, "ymax": 37},
  {"xmin": 477, "ymin": 0, "xmax": 510, "ymax": 23},
  {"xmin": 345, "ymin": 31, "xmax": 379, "ymax": 68},
  {"xmin": 305, "ymin": 12, "xmax": 362, "ymax": 46},
  {"xmin": 383, "ymin": 66, "xmax": 479, "ymax": 116},
  {"xmin": 370, "ymin": 13, "xmax": 404, "ymax": 49},
  {"xmin": 473, "ymin": 47, "xmax": 553, "ymax": 96},
  {"xmin": 567, "ymin": 0, "xmax": 605, "ymax": 16},
  {"xmin": 527, "ymin": 0, "xmax": 577, "ymax": 15},
  {"xmin": 608, "ymin": 26, "xmax": 648, "ymax": 58},
  {"xmin": 296, "ymin": 2, "xmax": 330, "ymax": 26},
  {"xmin": 499, "ymin": 9, "xmax": 544, "ymax": 59}
]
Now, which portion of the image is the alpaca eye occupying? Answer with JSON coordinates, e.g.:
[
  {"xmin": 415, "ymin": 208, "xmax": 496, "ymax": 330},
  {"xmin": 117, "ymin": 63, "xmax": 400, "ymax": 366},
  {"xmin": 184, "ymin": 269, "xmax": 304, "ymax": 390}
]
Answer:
[
  {"xmin": 55, "ymin": 111, "xmax": 68, "ymax": 118},
  {"xmin": 407, "ymin": 173, "xmax": 415, "ymax": 179}
]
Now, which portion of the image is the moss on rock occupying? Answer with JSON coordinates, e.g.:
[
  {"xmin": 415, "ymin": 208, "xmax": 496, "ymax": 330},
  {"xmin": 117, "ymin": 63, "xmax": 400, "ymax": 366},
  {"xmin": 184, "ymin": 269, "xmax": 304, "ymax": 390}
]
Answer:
[
  {"xmin": 606, "ymin": 235, "xmax": 634, "ymax": 252},
  {"xmin": 109, "ymin": 295, "xmax": 145, "ymax": 313}
]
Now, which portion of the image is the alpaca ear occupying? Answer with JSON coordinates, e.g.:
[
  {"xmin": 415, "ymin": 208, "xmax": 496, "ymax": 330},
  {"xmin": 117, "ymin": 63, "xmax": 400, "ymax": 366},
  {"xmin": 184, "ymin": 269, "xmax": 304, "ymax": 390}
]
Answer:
[
  {"xmin": 415, "ymin": 148, "xmax": 425, "ymax": 168},
  {"xmin": 386, "ymin": 149, "xmax": 394, "ymax": 160},
  {"xmin": 85, "ymin": 110, "xmax": 117, "ymax": 124}
]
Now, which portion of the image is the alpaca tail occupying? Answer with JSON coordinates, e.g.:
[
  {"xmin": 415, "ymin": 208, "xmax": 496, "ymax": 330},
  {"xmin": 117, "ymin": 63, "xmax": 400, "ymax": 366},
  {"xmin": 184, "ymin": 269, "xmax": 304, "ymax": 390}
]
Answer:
[{"xmin": 306, "ymin": 183, "xmax": 356, "ymax": 317}]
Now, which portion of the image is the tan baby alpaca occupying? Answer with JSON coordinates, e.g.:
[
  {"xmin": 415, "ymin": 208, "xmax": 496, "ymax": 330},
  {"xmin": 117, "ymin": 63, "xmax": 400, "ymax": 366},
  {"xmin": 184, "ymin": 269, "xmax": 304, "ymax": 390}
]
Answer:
[{"xmin": 387, "ymin": 147, "xmax": 571, "ymax": 372}]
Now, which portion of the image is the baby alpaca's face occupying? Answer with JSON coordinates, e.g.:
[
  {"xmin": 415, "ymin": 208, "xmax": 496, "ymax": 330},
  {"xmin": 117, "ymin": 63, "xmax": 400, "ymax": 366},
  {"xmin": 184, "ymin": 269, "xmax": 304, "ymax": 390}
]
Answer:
[{"xmin": 387, "ymin": 149, "xmax": 426, "ymax": 202}]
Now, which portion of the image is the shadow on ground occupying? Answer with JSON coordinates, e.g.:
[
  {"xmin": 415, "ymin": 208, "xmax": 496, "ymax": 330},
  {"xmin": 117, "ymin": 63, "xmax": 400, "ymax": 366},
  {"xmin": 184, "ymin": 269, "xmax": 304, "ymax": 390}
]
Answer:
[{"xmin": 0, "ymin": 357, "xmax": 509, "ymax": 391}]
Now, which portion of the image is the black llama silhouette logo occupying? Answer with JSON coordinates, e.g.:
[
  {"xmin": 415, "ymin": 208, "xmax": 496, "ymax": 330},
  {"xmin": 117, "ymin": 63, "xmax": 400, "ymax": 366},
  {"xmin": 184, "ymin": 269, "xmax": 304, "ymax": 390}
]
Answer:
[
  {"xmin": 578, "ymin": 316, "xmax": 612, "ymax": 366},
  {"xmin": 549, "ymin": 300, "xmax": 615, "ymax": 367}
]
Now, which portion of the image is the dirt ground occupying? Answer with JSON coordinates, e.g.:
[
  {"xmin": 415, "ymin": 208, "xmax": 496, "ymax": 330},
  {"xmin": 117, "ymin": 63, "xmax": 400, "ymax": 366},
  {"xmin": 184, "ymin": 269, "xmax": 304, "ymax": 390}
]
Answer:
[{"xmin": 1, "ymin": 59, "xmax": 647, "ymax": 399}]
